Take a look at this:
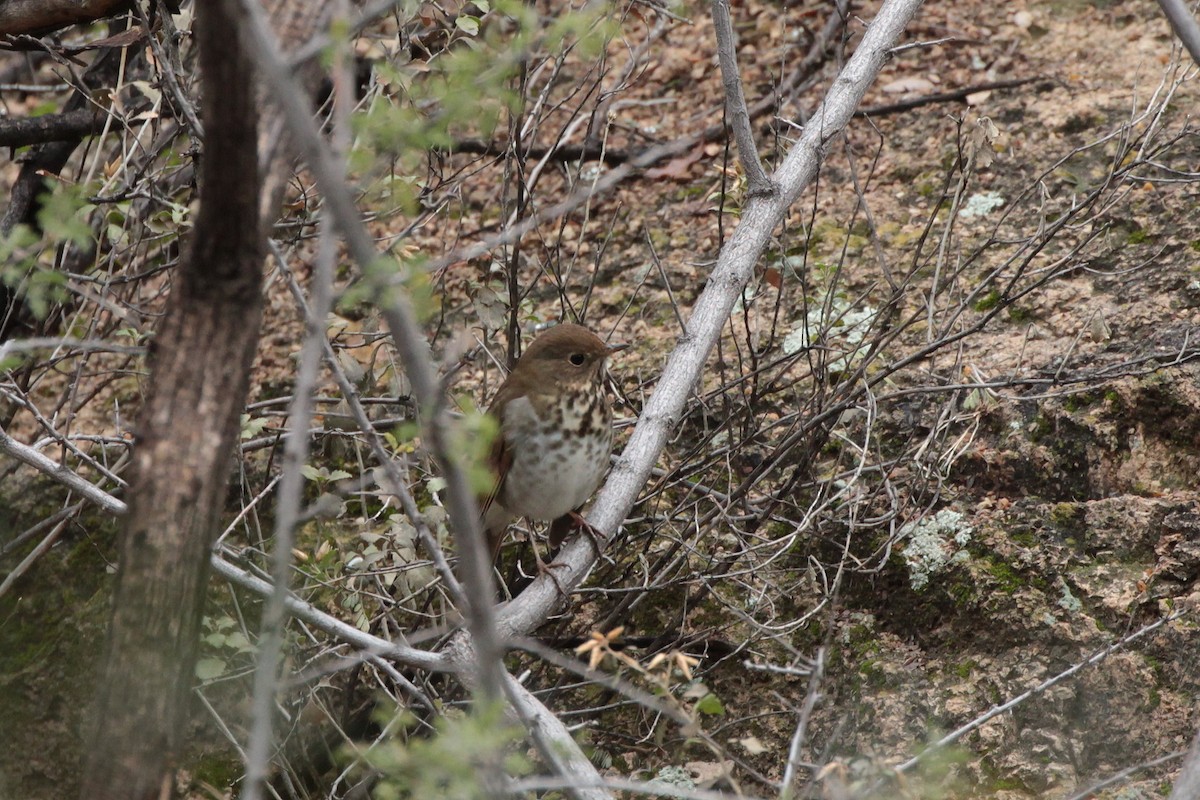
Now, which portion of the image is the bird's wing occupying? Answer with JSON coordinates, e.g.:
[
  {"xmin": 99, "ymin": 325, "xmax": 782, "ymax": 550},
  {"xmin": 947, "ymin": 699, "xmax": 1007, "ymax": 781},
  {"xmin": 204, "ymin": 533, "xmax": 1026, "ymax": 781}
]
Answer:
[{"xmin": 479, "ymin": 382, "xmax": 519, "ymax": 559}]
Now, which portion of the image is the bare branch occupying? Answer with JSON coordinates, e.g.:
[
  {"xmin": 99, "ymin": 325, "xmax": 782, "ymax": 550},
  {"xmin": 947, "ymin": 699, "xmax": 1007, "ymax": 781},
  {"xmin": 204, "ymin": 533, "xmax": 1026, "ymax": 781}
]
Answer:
[
  {"xmin": 0, "ymin": 0, "xmax": 130, "ymax": 36},
  {"xmin": 239, "ymin": 219, "xmax": 337, "ymax": 799},
  {"xmin": 856, "ymin": 75, "xmax": 1050, "ymax": 117},
  {"xmin": 0, "ymin": 425, "xmax": 126, "ymax": 514},
  {"xmin": 209, "ymin": 552, "xmax": 451, "ymax": 673},
  {"xmin": 489, "ymin": 0, "xmax": 926, "ymax": 637},
  {"xmin": 0, "ymin": 105, "xmax": 110, "ymax": 146},
  {"xmin": 710, "ymin": 0, "xmax": 772, "ymax": 195},
  {"xmin": 1157, "ymin": 0, "xmax": 1200, "ymax": 67},
  {"xmin": 0, "ymin": 513, "xmax": 70, "ymax": 599},
  {"xmin": 503, "ymin": 675, "xmax": 614, "ymax": 800}
]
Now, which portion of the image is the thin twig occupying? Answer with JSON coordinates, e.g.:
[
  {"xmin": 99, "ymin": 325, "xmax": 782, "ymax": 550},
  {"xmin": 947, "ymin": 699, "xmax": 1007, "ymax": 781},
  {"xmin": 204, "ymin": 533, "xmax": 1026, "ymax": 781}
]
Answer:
[
  {"xmin": 0, "ymin": 515, "xmax": 71, "ymax": 599},
  {"xmin": 240, "ymin": 212, "xmax": 338, "ymax": 799},
  {"xmin": 780, "ymin": 646, "xmax": 825, "ymax": 795},
  {"xmin": 856, "ymin": 75, "xmax": 1050, "ymax": 117},
  {"xmin": 1069, "ymin": 749, "xmax": 1187, "ymax": 800}
]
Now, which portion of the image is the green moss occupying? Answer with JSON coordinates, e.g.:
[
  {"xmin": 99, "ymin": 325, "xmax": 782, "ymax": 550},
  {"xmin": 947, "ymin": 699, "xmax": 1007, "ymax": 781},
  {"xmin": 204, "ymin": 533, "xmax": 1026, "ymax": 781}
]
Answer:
[
  {"xmin": 189, "ymin": 754, "xmax": 244, "ymax": 793},
  {"xmin": 1063, "ymin": 392, "xmax": 1095, "ymax": 412},
  {"xmin": 889, "ymin": 226, "xmax": 925, "ymax": 248},
  {"xmin": 951, "ymin": 659, "xmax": 978, "ymax": 679},
  {"xmin": 1029, "ymin": 414, "xmax": 1054, "ymax": 442},
  {"xmin": 848, "ymin": 220, "xmax": 871, "ymax": 238},
  {"xmin": 946, "ymin": 576, "xmax": 978, "ymax": 605},
  {"xmin": 875, "ymin": 221, "xmax": 902, "ymax": 239},
  {"xmin": 976, "ymin": 753, "xmax": 1030, "ymax": 795},
  {"xmin": 648, "ymin": 229, "xmax": 671, "ymax": 251},
  {"xmin": 1007, "ymin": 305, "xmax": 1033, "ymax": 323},
  {"xmin": 0, "ymin": 499, "xmax": 119, "ymax": 798},
  {"xmin": 1048, "ymin": 502, "xmax": 1081, "ymax": 528},
  {"xmin": 858, "ymin": 658, "xmax": 886, "ymax": 688},
  {"xmin": 983, "ymin": 558, "xmax": 1023, "ymax": 594},
  {"xmin": 973, "ymin": 289, "xmax": 1001, "ymax": 312},
  {"xmin": 807, "ymin": 219, "xmax": 844, "ymax": 253},
  {"xmin": 1009, "ymin": 527, "xmax": 1039, "ymax": 547},
  {"xmin": 988, "ymin": 777, "xmax": 1028, "ymax": 792},
  {"xmin": 846, "ymin": 626, "xmax": 879, "ymax": 657},
  {"xmin": 1126, "ymin": 228, "xmax": 1149, "ymax": 244}
]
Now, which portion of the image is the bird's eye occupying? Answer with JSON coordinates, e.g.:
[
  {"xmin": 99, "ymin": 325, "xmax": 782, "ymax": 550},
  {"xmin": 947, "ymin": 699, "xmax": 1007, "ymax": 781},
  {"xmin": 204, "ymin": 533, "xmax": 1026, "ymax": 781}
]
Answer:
[{"xmin": 569, "ymin": 353, "xmax": 586, "ymax": 366}]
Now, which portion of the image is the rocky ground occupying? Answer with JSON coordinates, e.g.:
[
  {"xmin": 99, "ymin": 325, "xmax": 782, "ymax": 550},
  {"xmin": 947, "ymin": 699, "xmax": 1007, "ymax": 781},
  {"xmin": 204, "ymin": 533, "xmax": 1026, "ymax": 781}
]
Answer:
[{"xmin": 2, "ymin": 0, "xmax": 1199, "ymax": 797}]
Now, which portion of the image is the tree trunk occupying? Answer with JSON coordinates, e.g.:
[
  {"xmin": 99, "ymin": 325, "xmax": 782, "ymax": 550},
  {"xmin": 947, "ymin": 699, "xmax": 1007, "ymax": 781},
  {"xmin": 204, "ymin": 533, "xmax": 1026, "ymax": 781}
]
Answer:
[{"xmin": 78, "ymin": 0, "xmax": 263, "ymax": 797}]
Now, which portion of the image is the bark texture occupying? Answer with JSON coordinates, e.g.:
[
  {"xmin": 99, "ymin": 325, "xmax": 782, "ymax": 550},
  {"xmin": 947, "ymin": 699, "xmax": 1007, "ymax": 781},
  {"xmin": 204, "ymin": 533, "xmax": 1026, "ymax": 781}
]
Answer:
[{"xmin": 78, "ymin": 0, "xmax": 264, "ymax": 796}]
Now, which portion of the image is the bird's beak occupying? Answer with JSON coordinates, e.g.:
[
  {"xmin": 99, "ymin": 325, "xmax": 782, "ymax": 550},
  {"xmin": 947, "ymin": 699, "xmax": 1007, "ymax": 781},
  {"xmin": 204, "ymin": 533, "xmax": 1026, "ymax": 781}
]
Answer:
[{"xmin": 607, "ymin": 342, "xmax": 629, "ymax": 355}]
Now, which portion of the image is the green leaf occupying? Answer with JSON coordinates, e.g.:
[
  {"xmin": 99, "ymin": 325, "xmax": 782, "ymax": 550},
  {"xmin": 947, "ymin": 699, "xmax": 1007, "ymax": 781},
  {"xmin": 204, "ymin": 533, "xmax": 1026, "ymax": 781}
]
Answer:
[
  {"xmin": 694, "ymin": 693, "xmax": 725, "ymax": 716},
  {"xmin": 195, "ymin": 657, "xmax": 227, "ymax": 681},
  {"xmin": 240, "ymin": 414, "xmax": 269, "ymax": 440},
  {"xmin": 455, "ymin": 15, "xmax": 480, "ymax": 35},
  {"xmin": 36, "ymin": 182, "xmax": 95, "ymax": 247},
  {"xmin": 225, "ymin": 631, "xmax": 253, "ymax": 652}
]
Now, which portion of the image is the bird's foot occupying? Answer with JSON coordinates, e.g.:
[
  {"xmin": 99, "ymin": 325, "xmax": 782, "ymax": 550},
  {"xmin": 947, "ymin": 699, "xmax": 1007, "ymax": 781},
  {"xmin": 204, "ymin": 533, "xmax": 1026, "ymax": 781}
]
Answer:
[
  {"xmin": 550, "ymin": 510, "xmax": 608, "ymax": 559},
  {"xmin": 569, "ymin": 511, "xmax": 608, "ymax": 559},
  {"xmin": 532, "ymin": 546, "xmax": 571, "ymax": 599}
]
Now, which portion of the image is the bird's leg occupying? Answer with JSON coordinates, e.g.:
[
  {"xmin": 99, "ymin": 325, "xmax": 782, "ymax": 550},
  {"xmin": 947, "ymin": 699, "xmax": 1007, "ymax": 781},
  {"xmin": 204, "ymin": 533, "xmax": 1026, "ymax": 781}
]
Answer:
[
  {"xmin": 549, "ymin": 510, "xmax": 607, "ymax": 559},
  {"xmin": 528, "ymin": 529, "xmax": 571, "ymax": 599}
]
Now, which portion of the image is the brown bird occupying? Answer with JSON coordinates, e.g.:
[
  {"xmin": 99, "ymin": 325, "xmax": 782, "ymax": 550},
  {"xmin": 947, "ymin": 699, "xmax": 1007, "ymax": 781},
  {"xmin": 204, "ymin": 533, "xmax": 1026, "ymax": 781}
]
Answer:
[{"xmin": 481, "ymin": 323, "xmax": 624, "ymax": 562}]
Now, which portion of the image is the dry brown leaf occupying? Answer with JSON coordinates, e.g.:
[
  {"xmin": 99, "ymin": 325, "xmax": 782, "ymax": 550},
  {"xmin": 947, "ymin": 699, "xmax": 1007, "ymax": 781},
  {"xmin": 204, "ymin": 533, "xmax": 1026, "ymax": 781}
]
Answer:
[{"xmin": 645, "ymin": 146, "xmax": 705, "ymax": 181}]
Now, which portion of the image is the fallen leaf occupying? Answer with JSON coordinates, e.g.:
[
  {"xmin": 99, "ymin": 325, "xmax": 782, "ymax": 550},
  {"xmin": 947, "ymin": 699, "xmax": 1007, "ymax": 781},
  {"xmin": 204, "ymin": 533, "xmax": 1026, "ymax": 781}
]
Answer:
[
  {"xmin": 646, "ymin": 146, "xmax": 705, "ymax": 180},
  {"xmin": 739, "ymin": 736, "xmax": 768, "ymax": 755},
  {"xmin": 882, "ymin": 76, "xmax": 935, "ymax": 94}
]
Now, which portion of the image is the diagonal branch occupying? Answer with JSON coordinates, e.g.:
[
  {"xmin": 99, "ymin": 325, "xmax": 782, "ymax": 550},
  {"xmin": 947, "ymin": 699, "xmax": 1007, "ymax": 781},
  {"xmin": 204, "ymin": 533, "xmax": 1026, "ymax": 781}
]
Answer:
[
  {"xmin": 1157, "ymin": 0, "xmax": 1200, "ymax": 67},
  {"xmin": 480, "ymin": 0, "xmax": 926, "ymax": 639},
  {"xmin": 0, "ymin": 424, "xmax": 126, "ymax": 514}
]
